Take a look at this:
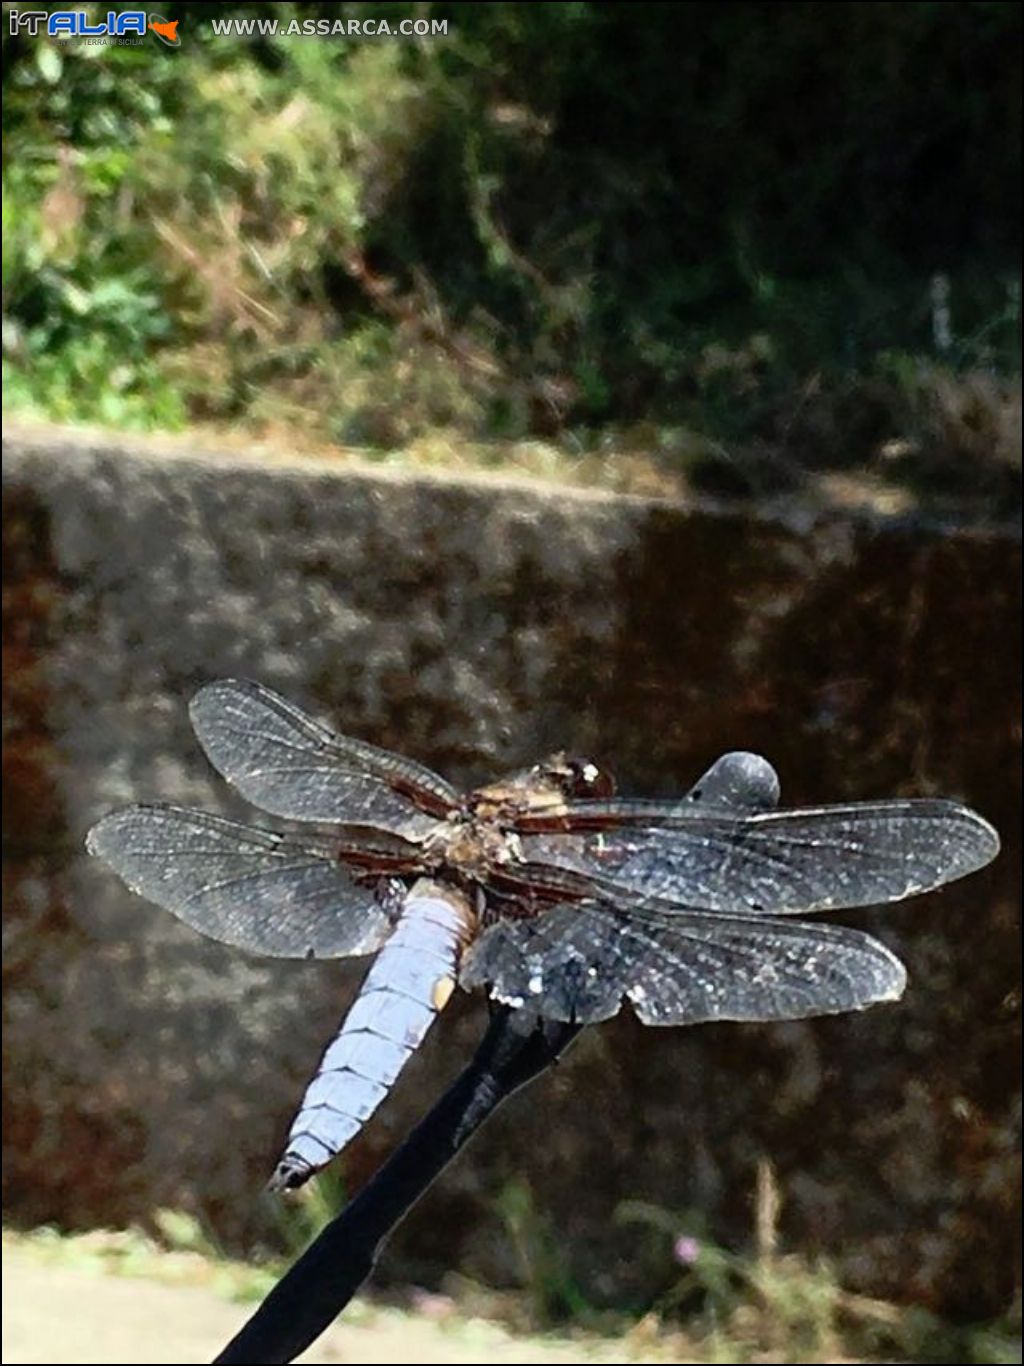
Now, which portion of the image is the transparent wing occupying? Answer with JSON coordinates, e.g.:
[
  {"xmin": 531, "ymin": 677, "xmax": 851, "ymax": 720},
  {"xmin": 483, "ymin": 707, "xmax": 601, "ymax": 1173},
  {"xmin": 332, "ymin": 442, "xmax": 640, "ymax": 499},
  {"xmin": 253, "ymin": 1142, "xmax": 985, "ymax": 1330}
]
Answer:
[
  {"xmin": 87, "ymin": 805, "xmax": 403, "ymax": 959},
  {"xmin": 461, "ymin": 901, "xmax": 906, "ymax": 1026},
  {"xmin": 515, "ymin": 800, "xmax": 999, "ymax": 914},
  {"xmin": 189, "ymin": 679, "xmax": 459, "ymax": 836}
]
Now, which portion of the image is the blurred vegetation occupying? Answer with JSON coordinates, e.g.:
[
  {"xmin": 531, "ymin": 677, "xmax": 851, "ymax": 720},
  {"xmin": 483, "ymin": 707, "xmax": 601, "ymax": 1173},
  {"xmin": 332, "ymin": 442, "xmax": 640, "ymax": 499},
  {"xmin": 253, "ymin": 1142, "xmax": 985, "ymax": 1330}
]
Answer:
[
  {"xmin": 6, "ymin": 1196, "xmax": 1021, "ymax": 1365},
  {"xmin": 2, "ymin": 1, "xmax": 1020, "ymax": 511},
  {"xmin": 475, "ymin": 1163, "xmax": 1022, "ymax": 1361}
]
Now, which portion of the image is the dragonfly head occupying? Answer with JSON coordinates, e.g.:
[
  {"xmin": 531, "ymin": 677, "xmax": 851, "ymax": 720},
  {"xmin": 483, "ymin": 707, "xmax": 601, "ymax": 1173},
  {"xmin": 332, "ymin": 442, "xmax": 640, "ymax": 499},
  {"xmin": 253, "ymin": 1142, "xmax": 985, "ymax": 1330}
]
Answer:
[{"xmin": 542, "ymin": 753, "xmax": 617, "ymax": 801}]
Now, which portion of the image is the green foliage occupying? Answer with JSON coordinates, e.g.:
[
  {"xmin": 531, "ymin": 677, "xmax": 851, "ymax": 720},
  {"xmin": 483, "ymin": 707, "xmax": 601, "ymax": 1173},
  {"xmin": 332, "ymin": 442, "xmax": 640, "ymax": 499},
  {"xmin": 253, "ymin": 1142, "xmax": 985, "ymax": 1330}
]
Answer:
[
  {"xmin": 495, "ymin": 1178, "xmax": 594, "ymax": 1327},
  {"xmin": 484, "ymin": 1165, "xmax": 1023, "ymax": 1361},
  {"xmin": 2, "ymin": 2, "xmax": 1020, "ymax": 504},
  {"xmin": 614, "ymin": 1191, "xmax": 1022, "ymax": 1364},
  {"xmin": 262, "ymin": 1164, "xmax": 349, "ymax": 1262}
]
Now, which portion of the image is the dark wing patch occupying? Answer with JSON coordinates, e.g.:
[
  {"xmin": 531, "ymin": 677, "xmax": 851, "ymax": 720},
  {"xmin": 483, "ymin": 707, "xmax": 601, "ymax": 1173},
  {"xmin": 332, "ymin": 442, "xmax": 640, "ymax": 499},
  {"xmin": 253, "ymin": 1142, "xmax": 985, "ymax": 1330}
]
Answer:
[
  {"xmin": 189, "ymin": 679, "xmax": 458, "ymax": 835},
  {"xmin": 87, "ymin": 804, "xmax": 401, "ymax": 959},
  {"xmin": 461, "ymin": 901, "xmax": 907, "ymax": 1025},
  {"xmin": 461, "ymin": 909, "xmax": 623, "ymax": 1023}
]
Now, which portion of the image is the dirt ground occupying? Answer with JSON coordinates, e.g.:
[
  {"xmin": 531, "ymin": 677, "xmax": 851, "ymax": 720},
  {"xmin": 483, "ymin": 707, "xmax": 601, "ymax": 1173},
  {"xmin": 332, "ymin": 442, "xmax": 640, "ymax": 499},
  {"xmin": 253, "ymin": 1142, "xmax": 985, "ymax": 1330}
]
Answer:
[{"xmin": 1, "ymin": 1241, "xmax": 671, "ymax": 1366}]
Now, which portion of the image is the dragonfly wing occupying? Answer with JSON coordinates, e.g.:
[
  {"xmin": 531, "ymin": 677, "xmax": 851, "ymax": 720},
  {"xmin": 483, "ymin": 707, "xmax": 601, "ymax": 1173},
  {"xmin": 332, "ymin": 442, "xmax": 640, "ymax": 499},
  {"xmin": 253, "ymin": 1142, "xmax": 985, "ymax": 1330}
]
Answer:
[
  {"xmin": 517, "ymin": 800, "xmax": 999, "ymax": 914},
  {"xmin": 189, "ymin": 679, "xmax": 458, "ymax": 835},
  {"xmin": 461, "ymin": 907, "xmax": 623, "ymax": 1023},
  {"xmin": 461, "ymin": 902, "xmax": 906, "ymax": 1026},
  {"xmin": 87, "ymin": 805, "xmax": 401, "ymax": 959}
]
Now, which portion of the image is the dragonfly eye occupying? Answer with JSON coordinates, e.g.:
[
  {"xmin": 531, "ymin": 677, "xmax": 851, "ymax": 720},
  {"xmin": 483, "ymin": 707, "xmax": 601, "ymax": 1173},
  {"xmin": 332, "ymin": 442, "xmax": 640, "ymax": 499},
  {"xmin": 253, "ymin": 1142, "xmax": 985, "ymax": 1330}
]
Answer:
[{"xmin": 565, "ymin": 758, "xmax": 616, "ymax": 800}]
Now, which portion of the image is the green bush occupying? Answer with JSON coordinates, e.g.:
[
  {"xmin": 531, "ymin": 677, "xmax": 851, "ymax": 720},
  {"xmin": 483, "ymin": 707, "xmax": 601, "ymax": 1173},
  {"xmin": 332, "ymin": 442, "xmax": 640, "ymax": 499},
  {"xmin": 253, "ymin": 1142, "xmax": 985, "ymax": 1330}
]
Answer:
[{"xmin": 3, "ymin": 2, "xmax": 1020, "ymax": 504}]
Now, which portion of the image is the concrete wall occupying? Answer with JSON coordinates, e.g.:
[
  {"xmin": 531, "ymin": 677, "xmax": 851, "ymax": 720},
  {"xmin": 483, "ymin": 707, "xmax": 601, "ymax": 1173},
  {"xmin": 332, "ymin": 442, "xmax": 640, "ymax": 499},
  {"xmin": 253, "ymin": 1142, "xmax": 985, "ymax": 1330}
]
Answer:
[{"xmin": 3, "ymin": 423, "xmax": 1019, "ymax": 1315}]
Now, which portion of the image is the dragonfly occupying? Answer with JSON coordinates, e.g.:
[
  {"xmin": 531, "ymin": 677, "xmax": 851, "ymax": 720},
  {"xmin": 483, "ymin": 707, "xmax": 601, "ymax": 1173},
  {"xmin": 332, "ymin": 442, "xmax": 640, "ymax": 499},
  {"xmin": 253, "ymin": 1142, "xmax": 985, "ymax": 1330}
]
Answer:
[{"xmin": 87, "ymin": 679, "xmax": 999, "ymax": 1191}]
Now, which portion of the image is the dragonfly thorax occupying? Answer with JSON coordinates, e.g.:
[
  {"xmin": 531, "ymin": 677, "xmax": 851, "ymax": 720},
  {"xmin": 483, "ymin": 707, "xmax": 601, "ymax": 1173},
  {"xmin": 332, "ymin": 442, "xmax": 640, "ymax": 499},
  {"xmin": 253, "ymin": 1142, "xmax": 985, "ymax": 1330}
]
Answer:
[
  {"xmin": 427, "ymin": 752, "xmax": 616, "ymax": 885},
  {"xmin": 427, "ymin": 811, "xmax": 518, "ymax": 882}
]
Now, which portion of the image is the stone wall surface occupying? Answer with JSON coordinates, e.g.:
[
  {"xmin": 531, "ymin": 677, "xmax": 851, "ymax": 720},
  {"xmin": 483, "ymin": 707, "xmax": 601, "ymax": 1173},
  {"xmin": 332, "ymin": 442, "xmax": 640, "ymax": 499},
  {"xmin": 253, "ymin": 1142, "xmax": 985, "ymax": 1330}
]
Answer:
[{"xmin": 2, "ymin": 424, "xmax": 1020, "ymax": 1315}]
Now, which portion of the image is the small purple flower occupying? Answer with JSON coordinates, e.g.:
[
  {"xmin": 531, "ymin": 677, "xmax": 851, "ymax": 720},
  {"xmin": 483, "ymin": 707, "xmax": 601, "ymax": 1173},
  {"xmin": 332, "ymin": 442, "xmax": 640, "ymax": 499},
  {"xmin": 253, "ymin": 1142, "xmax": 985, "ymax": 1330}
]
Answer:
[{"xmin": 673, "ymin": 1234, "xmax": 701, "ymax": 1266}]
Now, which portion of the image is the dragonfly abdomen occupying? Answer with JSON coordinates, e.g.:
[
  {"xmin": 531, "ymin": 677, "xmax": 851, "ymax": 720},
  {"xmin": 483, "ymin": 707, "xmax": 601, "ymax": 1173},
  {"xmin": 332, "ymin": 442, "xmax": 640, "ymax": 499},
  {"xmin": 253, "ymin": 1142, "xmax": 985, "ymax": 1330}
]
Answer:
[{"xmin": 268, "ymin": 889, "xmax": 470, "ymax": 1190}]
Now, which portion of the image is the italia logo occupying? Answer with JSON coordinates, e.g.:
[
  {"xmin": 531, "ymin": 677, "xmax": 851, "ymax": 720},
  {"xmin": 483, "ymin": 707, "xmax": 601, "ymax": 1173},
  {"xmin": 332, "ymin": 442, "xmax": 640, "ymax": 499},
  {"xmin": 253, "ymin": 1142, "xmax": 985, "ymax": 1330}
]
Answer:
[{"xmin": 7, "ymin": 10, "xmax": 182, "ymax": 46}]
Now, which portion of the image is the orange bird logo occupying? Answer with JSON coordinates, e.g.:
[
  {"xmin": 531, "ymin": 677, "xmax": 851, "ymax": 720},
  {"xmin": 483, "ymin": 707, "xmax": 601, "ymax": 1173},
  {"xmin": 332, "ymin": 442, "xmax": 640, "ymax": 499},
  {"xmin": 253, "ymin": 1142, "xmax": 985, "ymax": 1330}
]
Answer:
[{"xmin": 149, "ymin": 17, "xmax": 181, "ymax": 46}]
